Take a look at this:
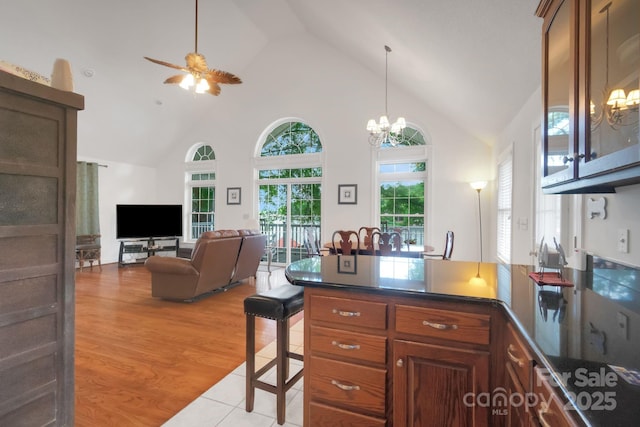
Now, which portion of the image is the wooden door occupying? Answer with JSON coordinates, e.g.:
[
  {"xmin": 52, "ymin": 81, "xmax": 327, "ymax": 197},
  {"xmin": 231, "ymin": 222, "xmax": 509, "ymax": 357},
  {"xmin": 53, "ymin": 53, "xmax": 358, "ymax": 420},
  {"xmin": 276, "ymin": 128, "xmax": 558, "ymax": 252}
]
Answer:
[
  {"xmin": 393, "ymin": 339, "xmax": 490, "ymax": 427},
  {"xmin": 0, "ymin": 71, "xmax": 83, "ymax": 425}
]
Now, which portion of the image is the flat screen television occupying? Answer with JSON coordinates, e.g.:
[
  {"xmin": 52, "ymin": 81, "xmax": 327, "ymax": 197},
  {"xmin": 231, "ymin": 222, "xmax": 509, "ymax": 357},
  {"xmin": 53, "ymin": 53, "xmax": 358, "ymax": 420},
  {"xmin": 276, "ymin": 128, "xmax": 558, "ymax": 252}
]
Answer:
[{"xmin": 116, "ymin": 204, "xmax": 183, "ymax": 239}]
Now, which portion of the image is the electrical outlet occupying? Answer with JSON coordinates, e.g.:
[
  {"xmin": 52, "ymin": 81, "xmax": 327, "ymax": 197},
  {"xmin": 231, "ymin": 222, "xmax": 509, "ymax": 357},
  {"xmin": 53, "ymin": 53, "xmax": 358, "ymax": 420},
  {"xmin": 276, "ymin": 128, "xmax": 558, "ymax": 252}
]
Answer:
[
  {"xmin": 617, "ymin": 312, "xmax": 629, "ymax": 340},
  {"xmin": 617, "ymin": 229, "xmax": 629, "ymax": 253}
]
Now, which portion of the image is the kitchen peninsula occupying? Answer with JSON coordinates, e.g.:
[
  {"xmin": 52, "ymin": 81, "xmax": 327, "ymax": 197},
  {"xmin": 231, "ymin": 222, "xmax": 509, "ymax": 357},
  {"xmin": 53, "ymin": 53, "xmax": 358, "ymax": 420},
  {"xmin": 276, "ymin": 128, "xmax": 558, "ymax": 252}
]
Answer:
[{"xmin": 285, "ymin": 255, "xmax": 640, "ymax": 427}]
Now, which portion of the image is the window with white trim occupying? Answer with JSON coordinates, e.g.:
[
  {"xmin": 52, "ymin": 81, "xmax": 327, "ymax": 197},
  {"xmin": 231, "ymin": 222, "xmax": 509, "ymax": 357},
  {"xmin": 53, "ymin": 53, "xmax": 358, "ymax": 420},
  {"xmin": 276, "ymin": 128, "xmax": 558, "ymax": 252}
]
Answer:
[
  {"xmin": 185, "ymin": 144, "xmax": 216, "ymax": 241},
  {"xmin": 497, "ymin": 153, "xmax": 513, "ymax": 263},
  {"xmin": 375, "ymin": 125, "xmax": 429, "ymax": 246}
]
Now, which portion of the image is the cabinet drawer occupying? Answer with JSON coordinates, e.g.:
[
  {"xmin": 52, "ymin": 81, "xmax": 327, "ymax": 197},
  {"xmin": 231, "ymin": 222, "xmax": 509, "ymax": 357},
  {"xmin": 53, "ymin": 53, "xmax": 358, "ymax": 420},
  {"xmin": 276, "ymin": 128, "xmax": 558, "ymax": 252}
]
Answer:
[
  {"xmin": 310, "ymin": 295, "xmax": 387, "ymax": 330},
  {"xmin": 533, "ymin": 367, "xmax": 579, "ymax": 427},
  {"xmin": 310, "ymin": 325, "xmax": 386, "ymax": 365},
  {"xmin": 309, "ymin": 355, "xmax": 386, "ymax": 416},
  {"xmin": 309, "ymin": 402, "xmax": 386, "ymax": 427},
  {"xmin": 505, "ymin": 323, "xmax": 533, "ymax": 389},
  {"xmin": 395, "ymin": 305, "xmax": 490, "ymax": 345}
]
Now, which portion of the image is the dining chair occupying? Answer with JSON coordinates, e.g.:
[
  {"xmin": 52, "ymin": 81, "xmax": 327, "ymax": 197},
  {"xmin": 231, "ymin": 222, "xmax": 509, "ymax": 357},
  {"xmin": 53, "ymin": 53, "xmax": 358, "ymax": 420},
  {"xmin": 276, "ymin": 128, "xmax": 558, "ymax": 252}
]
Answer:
[
  {"xmin": 358, "ymin": 226, "xmax": 380, "ymax": 254},
  {"xmin": 424, "ymin": 230, "xmax": 454, "ymax": 260},
  {"xmin": 331, "ymin": 230, "xmax": 360, "ymax": 255},
  {"xmin": 304, "ymin": 227, "xmax": 321, "ymax": 257},
  {"xmin": 371, "ymin": 231, "xmax": 402, "ymax": 256}
]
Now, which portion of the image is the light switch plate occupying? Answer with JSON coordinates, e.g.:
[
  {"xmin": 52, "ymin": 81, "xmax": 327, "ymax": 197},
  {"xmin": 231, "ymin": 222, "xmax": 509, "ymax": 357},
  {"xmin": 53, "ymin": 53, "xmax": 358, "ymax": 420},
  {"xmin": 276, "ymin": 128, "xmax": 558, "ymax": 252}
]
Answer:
[{"xmin": 617, "ymin": 229, "xmax": 629, "ymax": 253}]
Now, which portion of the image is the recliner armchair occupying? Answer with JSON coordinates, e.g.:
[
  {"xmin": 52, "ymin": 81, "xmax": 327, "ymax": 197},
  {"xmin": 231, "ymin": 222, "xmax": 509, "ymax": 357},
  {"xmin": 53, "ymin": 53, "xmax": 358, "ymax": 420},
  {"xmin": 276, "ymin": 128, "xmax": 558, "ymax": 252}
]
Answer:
[{"xmin": 145, "ymin": 230, "xmax": 243, "ymax": 301}]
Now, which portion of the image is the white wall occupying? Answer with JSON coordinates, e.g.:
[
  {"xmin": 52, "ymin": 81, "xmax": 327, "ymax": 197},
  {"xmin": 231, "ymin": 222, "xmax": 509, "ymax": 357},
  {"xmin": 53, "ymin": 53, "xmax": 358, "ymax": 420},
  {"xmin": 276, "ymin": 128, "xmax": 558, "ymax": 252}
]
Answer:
[{"xmin": 150, "ymin": 35, "xmax": 493, "ymax": 263}]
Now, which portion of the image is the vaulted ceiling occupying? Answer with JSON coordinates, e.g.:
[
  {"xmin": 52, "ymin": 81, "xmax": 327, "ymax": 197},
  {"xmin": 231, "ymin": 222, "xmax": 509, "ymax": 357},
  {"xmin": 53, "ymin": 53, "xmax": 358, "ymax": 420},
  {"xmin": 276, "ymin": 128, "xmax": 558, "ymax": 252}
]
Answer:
[{"xmin": 1, "ymin": 0, "xmax": 542, "ymax": 166}]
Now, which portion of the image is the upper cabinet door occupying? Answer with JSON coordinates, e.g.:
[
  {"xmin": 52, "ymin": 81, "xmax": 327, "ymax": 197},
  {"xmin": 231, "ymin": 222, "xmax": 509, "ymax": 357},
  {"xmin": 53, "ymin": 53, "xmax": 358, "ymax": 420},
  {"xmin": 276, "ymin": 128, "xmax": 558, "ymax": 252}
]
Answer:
[
  {"xmin": 538, "ymin": 0, "xmax": 640, "ymax": 193},
  {"xmin": 582, "ymin": 0, "xmax": 640, "ymax": 178},
  {"xmin": 541, "ymin": 0, "xmax": 578, "ymax": 188}
]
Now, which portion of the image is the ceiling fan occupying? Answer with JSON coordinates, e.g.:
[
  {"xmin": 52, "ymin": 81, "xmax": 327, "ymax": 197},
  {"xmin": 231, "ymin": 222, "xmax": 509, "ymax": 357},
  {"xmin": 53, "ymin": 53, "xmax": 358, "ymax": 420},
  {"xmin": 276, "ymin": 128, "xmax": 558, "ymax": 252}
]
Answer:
[{"xmin": 144, "ymin": 0, "xmax": 242, "ymax": 95}]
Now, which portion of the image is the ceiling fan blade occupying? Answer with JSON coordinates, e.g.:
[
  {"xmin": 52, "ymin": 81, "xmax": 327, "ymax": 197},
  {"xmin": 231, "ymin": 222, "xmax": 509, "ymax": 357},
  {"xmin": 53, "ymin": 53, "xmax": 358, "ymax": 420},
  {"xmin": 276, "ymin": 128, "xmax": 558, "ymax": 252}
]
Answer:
[
  {"xmin": 206, "ymin": 69, "xmax": 242, "ymax": 85},
  {"xmin": 144, "ymin": 56, "xmax": 189, "ymax": 72},
  {"xmin": 163, "ymin": 75, "xmax": 185, "ymax": 84},
  {"xmin": 206, "ymin": 81, "xmax": 222, "ymax": 96}
]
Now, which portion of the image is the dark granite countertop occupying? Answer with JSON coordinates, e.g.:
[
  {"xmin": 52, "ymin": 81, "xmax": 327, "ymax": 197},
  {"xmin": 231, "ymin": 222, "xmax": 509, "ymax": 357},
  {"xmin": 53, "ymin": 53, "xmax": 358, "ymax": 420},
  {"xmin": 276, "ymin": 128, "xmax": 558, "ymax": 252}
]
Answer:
[{"xmin": 285, "ymin": 255, "xmax": 640, "ymax": 427}]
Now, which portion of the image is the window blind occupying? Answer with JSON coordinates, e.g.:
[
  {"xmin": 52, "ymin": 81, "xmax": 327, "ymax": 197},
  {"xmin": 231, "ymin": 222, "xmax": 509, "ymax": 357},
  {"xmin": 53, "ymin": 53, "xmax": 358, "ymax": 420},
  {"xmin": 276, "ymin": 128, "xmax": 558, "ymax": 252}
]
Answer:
[{"xmin": 497, "ymin": 156, "xmax": 513, "ymax": 263}]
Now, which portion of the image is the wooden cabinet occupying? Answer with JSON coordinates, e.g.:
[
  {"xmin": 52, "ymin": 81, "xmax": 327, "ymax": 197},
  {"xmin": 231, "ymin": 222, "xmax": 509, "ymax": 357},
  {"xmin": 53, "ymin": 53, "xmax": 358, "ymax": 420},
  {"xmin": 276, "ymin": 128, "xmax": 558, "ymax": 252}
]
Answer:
[
  {"xmin": 393, "ymin": 303, "xmax": 491, "ymax": 426},
  {"xmin": 502, "ymin": 323, "xmax": 536, "ymax": 426},
  {"xmin": 532, "ymin": 366, "xmax": 580, "ymax": 427},
  {"xmin": 537, "ymin": 0, "xmax": 640, "ymax": 194},
  {"xmin": 0, "ymin": 71, "xmax": 83, "ymax": 425},
  {"xmin": 305, "ymin": 290, "xmax": 388, "ymax": 425},
  {"xmin": 304, "ymin": 288, "xmax": 492, "ymax": 426},
  {"xmin": 393, "ymin": 340, "xmax": 490, "ymax": 427}
]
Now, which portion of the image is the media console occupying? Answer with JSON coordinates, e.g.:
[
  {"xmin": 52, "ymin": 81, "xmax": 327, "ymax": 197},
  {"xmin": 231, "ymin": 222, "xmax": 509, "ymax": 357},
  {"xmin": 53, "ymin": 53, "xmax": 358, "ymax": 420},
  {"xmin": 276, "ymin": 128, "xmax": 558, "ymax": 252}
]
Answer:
[{"xmin": 118, "ymin": 237, "xmax": 180, "ymax": 267}]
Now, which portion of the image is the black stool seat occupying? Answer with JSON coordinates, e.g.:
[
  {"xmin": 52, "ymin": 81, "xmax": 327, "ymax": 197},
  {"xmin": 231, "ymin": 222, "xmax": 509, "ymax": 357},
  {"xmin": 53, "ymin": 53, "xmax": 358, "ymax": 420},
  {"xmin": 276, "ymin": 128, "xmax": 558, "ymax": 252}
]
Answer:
[
  {"xmin": 244, "ymin": 284, "xmax": 304, "ymax": 320},
  {"xmin": 244, "ymin": 284, "xmax": 304, "ymax": 425}
]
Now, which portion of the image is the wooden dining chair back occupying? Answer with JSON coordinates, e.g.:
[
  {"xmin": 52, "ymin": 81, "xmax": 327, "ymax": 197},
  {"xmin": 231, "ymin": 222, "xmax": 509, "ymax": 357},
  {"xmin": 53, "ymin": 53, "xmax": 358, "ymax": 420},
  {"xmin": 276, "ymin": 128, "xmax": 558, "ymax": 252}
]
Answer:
[
  {"xmin": 358, "ymin": 226, "xmax": 380, "ymax": 253},
  {"xmin": 425, "ymin": 230, "xmax": 454, "ymax": 260},
  {"xmin": 372, "ymin": 231, "xmax": 402, "ymax": 256},
  {"xmin": 331, "ymin": 230, "xmax": 359, "ymax": 255}
]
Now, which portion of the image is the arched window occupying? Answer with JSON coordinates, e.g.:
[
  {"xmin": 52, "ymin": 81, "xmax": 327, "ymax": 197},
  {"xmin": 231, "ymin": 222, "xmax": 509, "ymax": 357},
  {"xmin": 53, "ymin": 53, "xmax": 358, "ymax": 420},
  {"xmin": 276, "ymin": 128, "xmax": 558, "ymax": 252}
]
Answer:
[
  {"xmin": 381, "ymin": 126, "xmax": 427, "ymax": 147},
  {"xmin": 255, "ymin": 121, "xmax": 323, "ymax": 265},
  {"xmin": 185, "ymin": 144, "xmax": 216, "ymax": 241}
]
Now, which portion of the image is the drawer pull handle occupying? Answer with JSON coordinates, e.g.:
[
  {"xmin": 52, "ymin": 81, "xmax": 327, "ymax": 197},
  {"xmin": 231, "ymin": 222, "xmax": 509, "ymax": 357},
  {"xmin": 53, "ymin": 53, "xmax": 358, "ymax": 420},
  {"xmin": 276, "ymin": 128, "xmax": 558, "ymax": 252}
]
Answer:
[
  {"xmin": 537, "ymin": 402, "xmax": 552, "ymax": 427},
  {"xmin": 422, "ymin": 320, "xmax": 458, "ymax": 330},
  {"xmin": 332, "ymin": 309, "xmax": 361, "ymax": 317},
  {"xmin": 331, "ymin": 379, "xmax": 360, "ymax": 391},
  {"xmin": 331, "ymin": 341, "xmax": 360, "ymax": 350},
  {"xmin": 507, "ymin": 344, "xmax": 525, "ymax": 368}
]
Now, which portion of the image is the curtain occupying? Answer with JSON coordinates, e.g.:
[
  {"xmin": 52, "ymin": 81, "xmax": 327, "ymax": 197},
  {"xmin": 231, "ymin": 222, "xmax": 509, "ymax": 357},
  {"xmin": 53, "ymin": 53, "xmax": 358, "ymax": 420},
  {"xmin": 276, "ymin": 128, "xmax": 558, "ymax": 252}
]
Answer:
[{"xmin": 76, "ymin": 161, "xmax": 100, "ymax": 235}]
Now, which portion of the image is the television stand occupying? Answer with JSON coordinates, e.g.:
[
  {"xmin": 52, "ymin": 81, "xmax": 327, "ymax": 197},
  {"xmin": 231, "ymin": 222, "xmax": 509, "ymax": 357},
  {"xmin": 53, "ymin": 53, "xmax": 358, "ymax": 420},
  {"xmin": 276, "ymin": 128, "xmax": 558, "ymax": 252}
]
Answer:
[{"xmin": 118, "ymin": 237, "xmax": 180, "ymax": 267}]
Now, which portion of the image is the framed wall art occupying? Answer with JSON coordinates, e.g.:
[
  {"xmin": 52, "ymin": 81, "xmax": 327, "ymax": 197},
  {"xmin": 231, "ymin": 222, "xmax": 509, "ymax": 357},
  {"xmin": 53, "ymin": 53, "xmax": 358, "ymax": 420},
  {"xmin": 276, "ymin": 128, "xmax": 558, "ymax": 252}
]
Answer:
[
  {"xmin": 338, "ymin": 184, "xmax": 357, "ymax": 205},
  {"xmin": 337, "ymin": 255, "xmax": 357, "ymax": 274},
  {"xmin": 227, "ymin": 187, "xmax": 241, "ymax": 205}
]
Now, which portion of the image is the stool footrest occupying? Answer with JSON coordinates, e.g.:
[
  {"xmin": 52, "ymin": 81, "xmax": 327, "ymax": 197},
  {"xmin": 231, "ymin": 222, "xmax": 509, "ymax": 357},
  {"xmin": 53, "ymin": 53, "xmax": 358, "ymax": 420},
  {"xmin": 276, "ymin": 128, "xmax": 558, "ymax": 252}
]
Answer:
[{"xmin": 253, "ymin": 367, "xmax": 303, "ymax": 395}]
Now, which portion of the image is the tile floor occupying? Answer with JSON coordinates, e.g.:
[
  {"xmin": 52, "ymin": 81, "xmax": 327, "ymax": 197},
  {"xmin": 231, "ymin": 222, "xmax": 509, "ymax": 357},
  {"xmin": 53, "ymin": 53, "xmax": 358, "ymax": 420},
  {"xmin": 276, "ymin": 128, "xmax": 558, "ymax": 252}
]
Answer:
[{"xmin": 163, "ymin": 267, "xmax": 305, "ymax": 427}]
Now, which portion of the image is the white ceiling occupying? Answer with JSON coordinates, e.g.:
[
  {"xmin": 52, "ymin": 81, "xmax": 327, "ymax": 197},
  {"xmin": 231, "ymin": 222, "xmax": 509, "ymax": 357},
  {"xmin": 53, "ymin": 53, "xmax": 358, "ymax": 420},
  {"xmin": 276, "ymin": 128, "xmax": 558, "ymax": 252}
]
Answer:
[{"xmin": 1, "ymin": 0, "xmax": 542, "ymax": 166}]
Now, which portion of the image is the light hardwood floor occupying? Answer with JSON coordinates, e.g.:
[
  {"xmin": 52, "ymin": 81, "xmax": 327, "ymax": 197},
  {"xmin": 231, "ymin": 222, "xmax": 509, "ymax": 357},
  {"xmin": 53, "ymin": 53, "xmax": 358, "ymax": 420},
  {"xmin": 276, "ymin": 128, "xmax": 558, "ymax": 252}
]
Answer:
[{"xmin": 75, "ymin": 262, "xmax": 298, "ymax": 426}]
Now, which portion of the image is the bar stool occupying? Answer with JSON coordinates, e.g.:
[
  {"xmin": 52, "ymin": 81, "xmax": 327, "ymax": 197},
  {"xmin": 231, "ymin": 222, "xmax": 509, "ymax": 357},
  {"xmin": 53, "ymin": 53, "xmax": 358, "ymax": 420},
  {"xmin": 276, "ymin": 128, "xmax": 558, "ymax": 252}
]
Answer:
[{"xmin": 244, "ymin": 284, "xmax": 304, "ymax": 425}]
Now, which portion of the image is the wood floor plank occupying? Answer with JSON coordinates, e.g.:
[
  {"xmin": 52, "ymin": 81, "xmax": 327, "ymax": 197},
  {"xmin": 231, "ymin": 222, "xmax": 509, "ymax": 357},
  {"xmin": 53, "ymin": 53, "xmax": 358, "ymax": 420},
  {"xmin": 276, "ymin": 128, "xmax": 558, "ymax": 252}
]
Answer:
[{"xmin": 74, "ymin": 263, "xmax": 298, "ymax": 426}]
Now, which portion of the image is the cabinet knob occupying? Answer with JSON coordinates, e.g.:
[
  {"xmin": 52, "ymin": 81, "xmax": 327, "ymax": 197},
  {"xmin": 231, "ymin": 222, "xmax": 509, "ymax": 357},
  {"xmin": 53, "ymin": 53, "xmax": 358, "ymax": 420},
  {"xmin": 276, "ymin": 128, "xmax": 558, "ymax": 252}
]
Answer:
[
  {"xmin": 562, "ymin": 155, "xmax": 574, "ymax": 164},
  {"xmin": 396, "ymin": 358, "xmax": 404, "ymax": 367}
]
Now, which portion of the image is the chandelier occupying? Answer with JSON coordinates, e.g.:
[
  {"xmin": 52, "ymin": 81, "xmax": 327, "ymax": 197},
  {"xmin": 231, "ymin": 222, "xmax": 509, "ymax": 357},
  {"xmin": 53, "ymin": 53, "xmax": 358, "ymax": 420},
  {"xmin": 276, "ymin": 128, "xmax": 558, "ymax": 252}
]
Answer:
[
  {"xmin": 367, "ymin": 45, "xmax": 406, "ymax": 146},
  {"xmin": 590, "ymin": 2, "xmax": 639, "ymax": 131}
]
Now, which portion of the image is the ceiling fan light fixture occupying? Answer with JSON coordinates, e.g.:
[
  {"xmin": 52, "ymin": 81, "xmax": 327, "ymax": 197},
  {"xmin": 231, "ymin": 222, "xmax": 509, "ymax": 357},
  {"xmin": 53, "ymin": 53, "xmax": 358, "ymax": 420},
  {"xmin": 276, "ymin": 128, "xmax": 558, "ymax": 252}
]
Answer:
[
  {"xmin": 144, "ymin": 0, "xmax": 242, "ymax": 96},
  {"xmin": 180, "ymin": 73, "xmax": 195, "ymax": 89},
  {"xmin": 195, "ymin": 78, "xmax": 210, "ymax": 94}
]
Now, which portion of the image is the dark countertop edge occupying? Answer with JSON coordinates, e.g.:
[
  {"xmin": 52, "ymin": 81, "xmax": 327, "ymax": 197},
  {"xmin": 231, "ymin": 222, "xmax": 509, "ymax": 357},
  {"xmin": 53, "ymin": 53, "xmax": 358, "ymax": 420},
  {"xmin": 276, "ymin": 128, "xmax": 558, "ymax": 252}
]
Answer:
[{"xmin": 287, "ymin": 273, "xmax": 593, "ymax": 426}]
